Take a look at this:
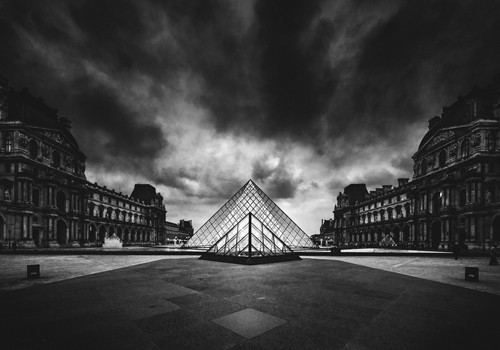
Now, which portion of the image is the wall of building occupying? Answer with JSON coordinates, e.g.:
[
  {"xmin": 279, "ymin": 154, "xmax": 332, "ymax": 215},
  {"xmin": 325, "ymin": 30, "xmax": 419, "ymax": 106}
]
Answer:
[
  {"xmin": 0, "ymin": 77, "xmax": 181, "ymax": 248},
  {"xmin": 328, "ymin": 79, "xmax": 500, "ymax": 251}
]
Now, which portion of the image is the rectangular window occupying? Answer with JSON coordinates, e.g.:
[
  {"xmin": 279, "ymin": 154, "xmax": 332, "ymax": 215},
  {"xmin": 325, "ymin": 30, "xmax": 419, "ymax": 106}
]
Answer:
[{"xmin": 459, "ymin": 189, "xmax": 466, "ymax": 206}]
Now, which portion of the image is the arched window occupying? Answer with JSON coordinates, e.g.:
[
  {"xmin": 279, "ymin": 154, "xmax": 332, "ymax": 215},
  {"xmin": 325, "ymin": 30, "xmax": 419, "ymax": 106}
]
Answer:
[
  {"xmin": 88, "ymin": 203, "xmax": 95, "ymax": 217},
  {"xmin": 52, "ymin": 150, "xmax": 61, "ymax": 168},
  {"xmin": 460, "ymin": 139, "xmax": 470, "ymax": 158},
  {"xmin": 4, "ymin": 134, "xmax": 12, "ymax": 152},
  {"xmin": 432, "ymin": 191, "xmax": 442, "ymax": 213},
  {"xmin": 32, "ymin": 188, "xmax": 40, "ymax": 207},
  {"xmin": 29, "ymin": 139, "xmax": 39, "ymax": 159},
  {"xmin": 421, "ymin": 159, "xmax": 428, "ymax": 175},
  {"xmin": 56, "ymin": 191, "xmax": 66, "ymax": 212},
  {"xmin": 387, "ymin": 208, "xmax": 393, "ymax": 220},
  {"xmin": 487, "ymin": 132, "xmax": 496, "ymax": 152},
  {"xmin": 438, "ymin": 150, "xmax": 447, "ymax": 167}
]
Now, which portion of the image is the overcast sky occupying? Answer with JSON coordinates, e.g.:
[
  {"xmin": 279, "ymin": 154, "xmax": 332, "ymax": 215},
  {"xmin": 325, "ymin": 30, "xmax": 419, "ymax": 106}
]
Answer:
[{"xmin": 1, "ymin": 0, "xmax": 500, "ymax": 235}]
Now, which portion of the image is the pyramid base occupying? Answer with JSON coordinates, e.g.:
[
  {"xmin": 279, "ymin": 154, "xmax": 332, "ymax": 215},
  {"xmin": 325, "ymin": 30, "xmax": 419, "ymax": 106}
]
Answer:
[{"xmin": 199, "ymin": 253, "xmax": 302, "ymax": 265}]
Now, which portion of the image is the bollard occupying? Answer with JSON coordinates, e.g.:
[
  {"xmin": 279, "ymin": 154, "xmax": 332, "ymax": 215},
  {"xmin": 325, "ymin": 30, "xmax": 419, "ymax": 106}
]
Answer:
[
  {"xmin": 27, "ymin": 264, "xmax": 40, "ymax": 279},
  {"xmin": 465, "ymin": 267, "xmax": 479, "ymax": 281}
]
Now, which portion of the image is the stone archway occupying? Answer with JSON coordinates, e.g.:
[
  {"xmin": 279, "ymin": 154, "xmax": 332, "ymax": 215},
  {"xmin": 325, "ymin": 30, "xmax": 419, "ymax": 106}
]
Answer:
[
  {"xmin": 32, "ymin": 228, "xmax": 41, "ymax": 246},
  {"xmin": 431, "ymin": 221, "xmax": 441, "ymax": 249},
  {"xmin": 56, "ymin": 219, "xmax": 67, "ymax": 245},
  {"xmin": 109, "ymin": 226, "xmax": 115, "ymax": 238},
  {"xmin": 89, "ymin": 224, "xmax": 97, "ymax": 242}
]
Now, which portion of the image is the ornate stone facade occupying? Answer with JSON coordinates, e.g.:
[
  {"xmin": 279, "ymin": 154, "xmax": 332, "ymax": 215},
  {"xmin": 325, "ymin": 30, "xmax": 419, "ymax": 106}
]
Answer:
[
  {"xmin": 0, "ymin": 77, "xmax": 190, "ymax": 247},
  {"xmin": 329, "ymin": 78, "xmax": 500, "ymax": 250}
]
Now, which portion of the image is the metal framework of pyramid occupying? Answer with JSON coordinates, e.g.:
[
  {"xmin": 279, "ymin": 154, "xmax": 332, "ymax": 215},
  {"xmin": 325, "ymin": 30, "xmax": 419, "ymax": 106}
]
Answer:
[{"xmin": 184, "ymin": 180, "xmax": 312, "ymax": 263}]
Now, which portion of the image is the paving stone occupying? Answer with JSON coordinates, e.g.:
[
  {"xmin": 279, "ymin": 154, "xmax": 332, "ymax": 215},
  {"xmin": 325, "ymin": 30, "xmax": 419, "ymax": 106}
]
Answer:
[{"xmin": 212, "ymin": 308, "xmax": 287, "ymax": 339}]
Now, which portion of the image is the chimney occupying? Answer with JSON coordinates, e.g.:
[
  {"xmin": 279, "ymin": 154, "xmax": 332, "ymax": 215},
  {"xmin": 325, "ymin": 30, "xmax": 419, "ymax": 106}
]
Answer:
[
  {"xmin": 382, "ymin": 185, "xmax": 392, "ymax": 192},
  {"xmin": 397, "ymin": 178, "xmax": 409, "ymax": 187}
]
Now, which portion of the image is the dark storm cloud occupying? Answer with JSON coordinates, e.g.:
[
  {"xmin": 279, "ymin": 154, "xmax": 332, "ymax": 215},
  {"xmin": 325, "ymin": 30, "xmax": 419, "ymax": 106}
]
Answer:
[
  {"xmin": 2, "ymin": 0, "xmax": 500, "ymax": 196},
  {"xmin": 254, "ymin": 0, "xmax": 338, "ymax": 139},
  {"xmin": 326, "ymin": 0, "xmax": 500, "ymax": 154},
  {"xmin": 251, "ymin": 157, "xmax": 301, "ymax": 199},
  {"xmin": 153, "ymin": 166, "xmax": 244, "ymax": 201},
  {"xmin": 0, "ymin": 0, "xmax": 167, "ymax": 173}
]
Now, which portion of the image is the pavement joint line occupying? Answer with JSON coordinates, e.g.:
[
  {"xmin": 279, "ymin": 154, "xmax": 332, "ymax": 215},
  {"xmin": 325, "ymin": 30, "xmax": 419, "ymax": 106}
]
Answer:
[
  {"xmin": 391, "ymin": 257, "xmax": 420, "ymax": 268},
  {"xmin": 342, "ymin": 287, "xmax": 409, "ymax": 350}
]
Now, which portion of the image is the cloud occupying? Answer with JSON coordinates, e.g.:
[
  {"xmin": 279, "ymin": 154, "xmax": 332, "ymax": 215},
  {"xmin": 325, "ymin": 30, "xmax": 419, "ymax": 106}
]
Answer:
[
  {"xmin": 1, "ymin": 0, "xmax": 500, "ymax": 235},
  {"xmin": 251, "ymin": 155, "xmax": 302, "ymax": 199}
]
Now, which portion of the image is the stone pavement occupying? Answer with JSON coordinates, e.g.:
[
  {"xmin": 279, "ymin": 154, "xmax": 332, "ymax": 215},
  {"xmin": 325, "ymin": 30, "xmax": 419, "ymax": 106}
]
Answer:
[
  {"xmin": 305, "ymin": 255, "xmax": 500, "ymax": 296},
  {"xmin": 0, "ymin": 257, "xmax": 499, "ymax": 350},
  {"xmin": 0, "ymin": 254, "xmax": 192, "ymax": 291}
]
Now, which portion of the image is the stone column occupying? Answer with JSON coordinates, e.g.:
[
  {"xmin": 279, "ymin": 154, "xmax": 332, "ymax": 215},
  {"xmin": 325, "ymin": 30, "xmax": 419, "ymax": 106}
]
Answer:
[
  {"xmin": 477, "ymin": 182, "xmax": 482, "ymax": 203},
  {"xmin": 465, "ymin": 182, "xmax": 471, "ymax": 203},
  {"xmin": 470, "ymin": 216, "xmax": 476, "ymax": 241}
]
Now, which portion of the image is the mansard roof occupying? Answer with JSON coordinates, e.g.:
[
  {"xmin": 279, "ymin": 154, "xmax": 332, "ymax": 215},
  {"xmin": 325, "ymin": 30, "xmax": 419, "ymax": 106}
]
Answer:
[
  {"xmin": 5, "ymin": 87, "xmax": 85, "ymax": 158},
  {"xmin": 417, "ymin": 84, "xmax": 497, "ymax": 152}
]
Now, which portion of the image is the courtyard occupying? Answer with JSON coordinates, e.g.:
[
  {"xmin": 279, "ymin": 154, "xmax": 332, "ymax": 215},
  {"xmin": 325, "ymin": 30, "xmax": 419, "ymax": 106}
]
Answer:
[{"xmin": 0, "ymin": 254, "xmax": 499, "ymax": 349}]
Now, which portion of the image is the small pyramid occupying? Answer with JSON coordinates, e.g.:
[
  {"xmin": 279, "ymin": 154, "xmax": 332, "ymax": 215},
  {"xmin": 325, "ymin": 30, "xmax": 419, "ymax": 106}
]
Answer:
[
  {"xmin": 184, "ymin": 180, "xmax": 312, "ymax": 263},
  {"xmin": 206, "ymin": 213, "xmax": 295, "ymax": 257}
]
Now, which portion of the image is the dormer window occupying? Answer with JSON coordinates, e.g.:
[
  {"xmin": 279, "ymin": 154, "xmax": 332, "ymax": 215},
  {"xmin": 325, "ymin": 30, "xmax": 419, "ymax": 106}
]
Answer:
[
  {"xmin": 52, "ymin": 150, "xmax": 61, "ymax": 168},
  {"xmin": 460, "ymin": 139, "xmax": 470, "ymax": 158},
  {"xmin": 421, "ymin": 159, "xmax": 428, "ymax": 175},
  {"xmin": 487, "ymin": 132, "xmax": 496, "ymax": 152},
  {"xmin": 4, "ymin": 134, "xmax": 12, "ymax": 152},
  {"xmin": 467, "ymin": 100, "xmax": 477, "ymax": 118},
  {"xmin": 29, "ymin": 139, "xmax": 39, "ymax": 159},
  {"xmin": 438, "ymin": 150, "xmax": 447, "ymax": 167}
]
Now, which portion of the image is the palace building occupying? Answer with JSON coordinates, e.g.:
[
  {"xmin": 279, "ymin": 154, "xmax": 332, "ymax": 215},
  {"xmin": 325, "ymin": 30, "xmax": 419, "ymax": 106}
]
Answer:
[
  {"xmin": 0, "ymin": 76, "xmax": 191, "ymax": 248},
  {"xmin": 328, "ymin": 77, "xmax": 500, "ymax": 251}
]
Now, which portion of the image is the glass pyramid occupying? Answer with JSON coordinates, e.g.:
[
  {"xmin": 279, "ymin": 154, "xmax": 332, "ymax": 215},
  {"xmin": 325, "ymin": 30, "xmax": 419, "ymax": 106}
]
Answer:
[
  {"xmin": 184, "ymin": 180, "xmax": 313, "ymax": 251},
  {"xmin": 206, "ymin": 213, "xmax": 295, "ymax": 257}
]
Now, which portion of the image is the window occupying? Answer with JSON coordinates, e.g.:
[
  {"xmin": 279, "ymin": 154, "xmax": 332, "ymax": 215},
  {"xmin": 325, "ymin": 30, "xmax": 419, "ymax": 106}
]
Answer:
[
  {"xmin": 485, "ymin": 185, "xmax": 495, "ymax": 203},
  {"xmin": 4, "ymin": 134, "xmax": 12, "ymax": 152},
  {"xmin": 32, "ymin": 188, "xmax": 40, "ymax": 207},
  {"xmin": 421, "ymin": 159, "xmax": 427, "ymax": 175},
  {"xmin": 432, "ymin": 192, "xmax": 442, "ymax": 213},
  {"xmin": 52, "ymin": 150, "xmax": 61, "ymax": 168},
  {"xmin": 460, "ymin": 139, "xmax": 469, "ymax": 158},
  {"xmin": 29, "ymin": 140, "xmax": 39, "ymax": 159},
  {"xmin": 487, "ymin": 132, "xmax": 496, "ymax": 152},
  {"xmin": 56, "ymin": 191, "xmax": 66, "ymax": 212},
  {"xmin": 438, "ymin": 150, "xmax": 447, "ymax": 167},
  {"xmin": 459, "ymin": 189, "xmax": 466, "ymax": 206},
  {"xmin": 467, "ymin": 100, "xmax": 477, "ymax": 118}
]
